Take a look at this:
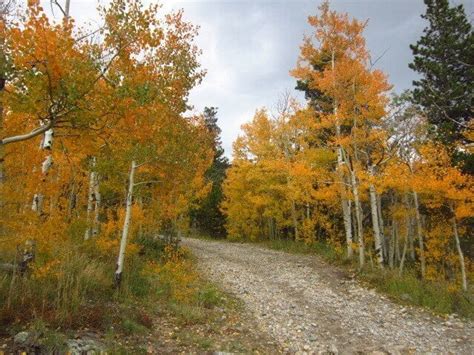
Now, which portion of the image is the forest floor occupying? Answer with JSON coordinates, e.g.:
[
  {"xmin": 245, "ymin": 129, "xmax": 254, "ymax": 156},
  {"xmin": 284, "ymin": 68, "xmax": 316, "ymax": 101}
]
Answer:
[
  {"xmin": 183, "ymin": 237, "xmax": 474, "ymax": 354},
  {"xmin": 0, "ymin": 268, "xmax": 279, "ymax": 355}
]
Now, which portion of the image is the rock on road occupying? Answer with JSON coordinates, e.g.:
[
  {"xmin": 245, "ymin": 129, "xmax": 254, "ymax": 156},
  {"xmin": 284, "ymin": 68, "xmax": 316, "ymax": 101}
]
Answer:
[{"xmin": 182, "ymin": 238, "xmax": 474, "ymax": 354}]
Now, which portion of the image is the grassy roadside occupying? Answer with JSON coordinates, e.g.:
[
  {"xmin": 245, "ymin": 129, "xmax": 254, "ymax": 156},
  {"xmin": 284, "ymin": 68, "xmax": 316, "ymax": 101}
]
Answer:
[
  {"xmin": 0, "ymin": 237, "xmax": 277, "ymax": 354},
  {"xmin": 192, "ymin": 235, "xmax": 474, "ymax": 320}
]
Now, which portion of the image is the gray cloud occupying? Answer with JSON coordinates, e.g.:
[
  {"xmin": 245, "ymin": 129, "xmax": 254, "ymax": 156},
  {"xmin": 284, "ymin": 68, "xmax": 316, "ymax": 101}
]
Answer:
[{"xmin": 41, "ymin": 0, "xmax": 474, "ymax": 157}]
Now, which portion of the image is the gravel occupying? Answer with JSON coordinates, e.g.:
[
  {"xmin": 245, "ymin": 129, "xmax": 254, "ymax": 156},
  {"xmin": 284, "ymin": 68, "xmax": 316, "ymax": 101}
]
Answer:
[{"xmin": 183, "ymin": 238, "xmax": 474, "ymax": 354}]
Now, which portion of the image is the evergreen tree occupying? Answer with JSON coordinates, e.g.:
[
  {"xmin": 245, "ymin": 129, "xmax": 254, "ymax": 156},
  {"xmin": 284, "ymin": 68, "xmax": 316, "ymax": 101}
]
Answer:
[
  {"xmin": 192, "ymin": 107, "xmax": 230, "ymax": 237},
  {"xmin": 409, "ymin": 0, "xmax": 473, "ymax": 172}
]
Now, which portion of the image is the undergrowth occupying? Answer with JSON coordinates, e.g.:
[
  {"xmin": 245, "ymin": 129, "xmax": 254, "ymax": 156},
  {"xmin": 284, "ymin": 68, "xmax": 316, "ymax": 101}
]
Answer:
[{"xmin": 0, "ymin": 233, "xmax": 226, "ymax": 352}]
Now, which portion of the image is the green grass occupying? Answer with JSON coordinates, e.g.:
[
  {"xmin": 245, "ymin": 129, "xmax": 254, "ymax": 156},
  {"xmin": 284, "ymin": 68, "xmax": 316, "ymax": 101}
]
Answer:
[
  {"xmin": 197, "ymin": 284, "xmax": 225, "ymax": 309},
  {"xmin": 260, "ymin": 238, "xmax": 342, "ymax": 262},
  {"xmin": 361, "ymin": 269, "xmax": 474, "ymax": 318}
]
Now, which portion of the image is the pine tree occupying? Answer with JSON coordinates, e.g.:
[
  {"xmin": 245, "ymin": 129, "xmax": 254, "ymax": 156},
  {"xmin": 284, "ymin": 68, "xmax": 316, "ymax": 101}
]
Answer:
[
  {"xmin": 409, "ymin": 0, "xmax": 473, "ymax": 172},
  {"xmin": 192, "ymin": 107, "xmax": 229, "ymax": 237}
]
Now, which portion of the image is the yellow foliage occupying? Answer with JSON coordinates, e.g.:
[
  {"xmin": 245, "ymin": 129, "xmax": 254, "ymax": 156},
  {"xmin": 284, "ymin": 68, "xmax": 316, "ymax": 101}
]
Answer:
[{"xmin": 145, "ymin": 246, "xmax": 199, "ymax": 304}]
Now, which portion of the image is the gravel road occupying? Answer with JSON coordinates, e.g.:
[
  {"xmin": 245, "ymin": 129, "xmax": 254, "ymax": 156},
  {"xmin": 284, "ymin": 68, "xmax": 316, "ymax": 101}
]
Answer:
[{"xmin": 182, "ymin": 238, "xmax": 474, "ymax": 354}]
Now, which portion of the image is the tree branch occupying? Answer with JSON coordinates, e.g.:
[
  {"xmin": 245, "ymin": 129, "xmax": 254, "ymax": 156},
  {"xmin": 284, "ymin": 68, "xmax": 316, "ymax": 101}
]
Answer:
[{"xmin": 0, "ymin": 120, "xmax": 53, "ymax": 146}]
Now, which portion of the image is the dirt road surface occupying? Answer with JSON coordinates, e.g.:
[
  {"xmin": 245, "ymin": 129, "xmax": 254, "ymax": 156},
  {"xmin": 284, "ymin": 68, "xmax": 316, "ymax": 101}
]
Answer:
[{"xmin": 183, "ymin": 238, "xmax": 473, "ymax": 354}]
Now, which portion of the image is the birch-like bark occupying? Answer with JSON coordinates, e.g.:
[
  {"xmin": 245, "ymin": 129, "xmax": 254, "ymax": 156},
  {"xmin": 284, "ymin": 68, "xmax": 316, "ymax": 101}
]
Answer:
[
  {"xmin": 399, "ymin": 199, "xmax": 411, "ymax": 275},
  {"xmin": 0, "ymin": 21, "xmax": 6, "ymax": 194},
  {"xmin": 84, "ymin": 158, "xmax": 97, "ymax": 240},
  {"xmin": 332, "ymin": 50, "xmax": 353, "ymax": 259},
  {"xmin": 65, "ymin": 0, "xmax": 71, "ymax": 17},
  {"xmin": 368, "ymin": 166, "xmax": 383, "ymax": 267},
  {"xmin": 32, "ymin": 126, "xmax": 53, "ymax": 213},
  {"xmin": 32, "ymin": 1, "xmax": 70, "ymax": 214},
  {"xmin": 399, "ymin": 194, "xmax": 411, "ymax": 274},
  {"xmin": 350, "ymin": 169, "xmax": 364, "ymax": 268},
  {"xmin": 115, "ymin": 160, "xmax": 136, "ymax": 287},
  {"xmin": 377, "ymin": 193, "xmax": 387, "ymax": 260},
  {"xmin": 450, "ymin": 205, "xmax": 467, "ymax": 292},
  {"xmin": 395, "ymin": 226, "xmax": 401, "ymax": 264},
  {"xmin": 399, "ymin": 226, "xmax": 408, "ymax": 276},
  {"xmin": 0, "ymin": 77, "xmax": 4, "ymax": 188},
  {"xmin": 92, "ymin": 173, "xmax": 100, "ymax": 236},
  {"xmin": 341, "ymin": 188, "xmax": 353, "ymax": 258},
  {"xmin": 389, "ymin": 219, "xmax": 396, "ymax": 269},
  {"xmin": 291, "ymin": 199, "xmax": 298, "ymax": 240},
  {"xmin": 412, "ymin": 190, "xmax": 426, "ymax": 278},
  {"xmin": 408, "ymin": 227, "xmax": 415, "ymax": 260}
]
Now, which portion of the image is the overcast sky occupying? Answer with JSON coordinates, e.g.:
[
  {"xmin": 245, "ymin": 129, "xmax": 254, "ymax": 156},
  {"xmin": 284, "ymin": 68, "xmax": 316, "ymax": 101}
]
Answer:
[{"xmin": 40, "ymin": 0, "xmax": 473, "ymax": 157}]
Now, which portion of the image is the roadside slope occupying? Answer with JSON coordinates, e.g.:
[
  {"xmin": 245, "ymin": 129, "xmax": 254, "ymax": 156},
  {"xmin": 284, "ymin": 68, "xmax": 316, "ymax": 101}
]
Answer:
[{"xmin": 183, "ymin": 238, "xmax": 474, "ymax": 354}]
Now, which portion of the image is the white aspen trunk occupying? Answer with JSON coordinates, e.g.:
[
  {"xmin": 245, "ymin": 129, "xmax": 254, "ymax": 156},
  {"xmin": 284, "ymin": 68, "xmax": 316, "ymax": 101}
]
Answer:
[
  {"xmin": 399, "ymin": 200, "xmax": 410, "ymax": 275},
  {"xmin": 32, "ymin": 126, "xmax": 53, "ymax": 213},
  {"xmin": 368, "ymin": 166, "xmax": 383, "ymax": 267},
  {"xmin": 408, "ymin": 228, "xmax": 415, "ymax": 260},
  {"xmin": 377, "ymin": 193, "xmax": 387, "ymax": 260},
  {"xmin": 0, "ymin": 56, "xmax": 5, "ymax": 190},
  {"xmin": 450, "ymin": 205, "xmax": 467, "ymax": 292},
  {"xmin": 332, "ymin": 50, "xmax": 353, "ymax": 259},
  {"xmin": 0, "ymin": 79, "xmax": 4, "ymax": 193},
  {"xmin": 115, "ymin": 160, "xmax": 136, "ymax": 287},
  {"xmin": 399, "ymin": 228, "xmax": 408, "ymax": 276},
  {"xmin": 92, "ymin": 172, "xmax": 100, "ymax": 236},
  {"xmin": 412, "ymin": 190, "xmax": 426, "ymax": 279},
  {"xmin": 350, "ymin": 169, "xmax": 364, "ymax": 269},
  {"xmin": 389, "ymin": 219, "xmax": 396, "ymax": 269},
  {"xmin": 32, "ymin": 0, "xmax": 68, "ymax": 214},
  {"xmin": 42, "ymin": 128, "xmax": 53, "ymax": 150},
  {"xmin": 32, "ymin": 194, "xmax": 43, "ymax": 212},
  {"xmin": 67, "ymin": 180, "xmax": 76, "ymax": 219},
  {"xmin": 65, "ymin": 0, "xmax": 71, "ymax": 17},
  {"xmin": 84, "ymin": 158, "xmax": 97, "ymax": 240},
  {"xmin": 291, "ymin": 199, "xmax": 298, "ymax": 240},
  {"xmin": 342, "ymin": 196, "xmax": 353, "ymax": 258},
  {"xmin": 395, "ymin": 221, "xmax": 401, "ymax": 263}
]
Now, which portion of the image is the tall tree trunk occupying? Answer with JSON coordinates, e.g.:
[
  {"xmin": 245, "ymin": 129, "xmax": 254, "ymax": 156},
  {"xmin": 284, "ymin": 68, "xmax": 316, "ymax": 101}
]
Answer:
[
  {"xmin": 412, "ymin": 190, "xmax": 426, "ymax": 279},
  {"xmin": 0, "ymin": 77, "xmax": 4, "ymax": 189},
  {"xmin": 331, "ymin": 49, "xmax": 353, "ymax": 259},
  {"xmin": 92, "ymin": 171, "xmax": 101, "ymax": 236},
  {"xmin": 67, "ymin": 179, "xmax": 76, "ymax": 220},
  {"xmin": 65, "ymin": 0, "xmax": 71, "ymax": 17},
  {"xmin": 32, "ymin": 126, "xmax": 53, "ymax": 213},
  {"xmin": 341, "ymin": 196, "xmax": 353, "ymax": 258},
  {"xmin": 395, "ymin": 226, "xmax": 401, "ymax": 264},
  {"xmin": 350, "ymin": 169, "xmax": 364, "ymax": 269},
  {"xmin": 399, "ymin": 200, "xmax": 411, "ymax": 275},
  {"xmin": 31, "ymin": 0, "xmax": 70, "ymax": 215},
  {"xmin": 377, "ymin": 193, "xmax": 387, "ymax": 260},
  {"xmin": 399, "ymin": 226, "xmax": 408, "ymax": 276},
  {"xmin": 408, "ymin": 228, "xmax": 415, "ymax": 260},
  {"xmin": 115, "ymin": 160, "xmax": 136, "ymax": 287},
  {"xmin": 0, "ymin": 22, "xmax": 6, "ymax": 193},
  {"xmin": 369, "ymin": 183, "xmax": 383, "ymax": 266},
  {"xmin": 368, "ymin": 166, "xmax": 383, "ymax": 266},
  {"xmin": 291, "ymin": 199, "xmax": 298, "ymax": 240},
  {"xmin": 450, "ymin": 205, "xmax": 467, "ymax": 292},
  {"xmin": 84, "ymin": 157, "xmax": 97, "ymax": 240},
  {"xmin": 389, "ymin": 219, "xmax": 396, "ymax": 269}
]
